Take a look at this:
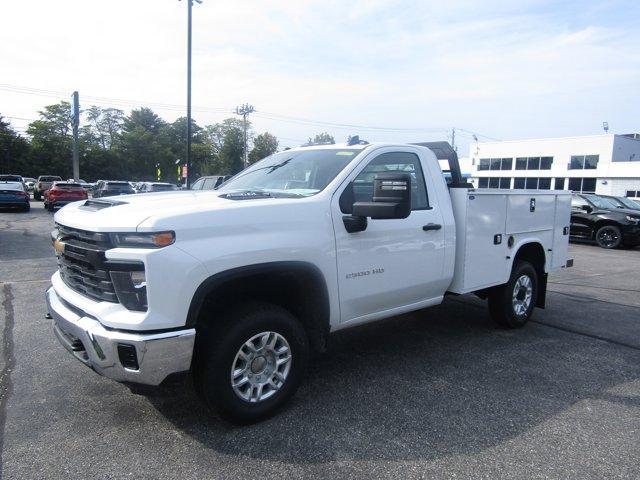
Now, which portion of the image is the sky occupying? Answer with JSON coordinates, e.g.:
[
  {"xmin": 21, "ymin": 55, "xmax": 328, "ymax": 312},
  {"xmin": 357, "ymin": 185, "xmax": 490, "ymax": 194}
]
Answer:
[{"xmin": 1, "ymin": 0, "xmax": 639, "ymax": 155}]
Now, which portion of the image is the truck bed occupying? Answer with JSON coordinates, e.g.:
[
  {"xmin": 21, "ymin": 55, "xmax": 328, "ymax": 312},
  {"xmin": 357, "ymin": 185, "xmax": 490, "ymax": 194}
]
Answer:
[{"xmin": 447, "ymin": 188, "xmax": 571, "ymax": 294}]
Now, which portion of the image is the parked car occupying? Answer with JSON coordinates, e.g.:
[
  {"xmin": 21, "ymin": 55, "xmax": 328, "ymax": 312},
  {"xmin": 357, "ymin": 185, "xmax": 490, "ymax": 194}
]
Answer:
[
  {"xmin": 93, "ymin": 181, "xmax": 135, "ymax": 198},
  {"xmin": 0, "ymin": 174, "xmax": 24, "ymax": 183},
  {"xmin": 570, "ymin": 193, "xmax": 640, "ymax": 248},
  {"xmin": 47, "ymin": 142, "xmax": 573, "ymax": 422},
  {"xmin": 0, "ymin": 180, "xmax": 30, "ymax": 211},
  {"xmin": 598, "ymin": 194, "xmax": 640, "ymax": 211},
  {"xmin": 190, "ymin": 175, "xmax": 232, "ymax": 190},
  {"xmin": 138, "ymin": 182, "xmax": 179, "ymax": 193},
  {"xmin": 23, "ymin": 177, "xmax": 37, "ymax": 192},
  {"xmin": 34, "ymin": 175, "xmax": 62, "ymax": 200},
  {"xmin": 44, "ymin": 182, "xmax": 88, "ymax": 211}
]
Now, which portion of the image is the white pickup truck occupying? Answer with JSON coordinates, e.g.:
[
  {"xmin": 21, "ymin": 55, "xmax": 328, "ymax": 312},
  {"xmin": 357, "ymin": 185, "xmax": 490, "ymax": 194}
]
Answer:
[{"xmin": 47, "ymin": 142, "xmax": 572, "ymax": 422}]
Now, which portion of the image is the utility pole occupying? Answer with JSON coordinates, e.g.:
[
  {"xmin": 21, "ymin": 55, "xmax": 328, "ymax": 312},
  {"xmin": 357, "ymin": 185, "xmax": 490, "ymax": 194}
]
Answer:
[
  {"xmin": 182, "ymin": 0, "xmax": 202, "ymax": 188},
  {"xmin": 71, "ymin": 91, "xmax": 80, "ymax": 181},
  {"xmin": 235, "ymin": 103, "xmax": 255, "ymax": 168}
]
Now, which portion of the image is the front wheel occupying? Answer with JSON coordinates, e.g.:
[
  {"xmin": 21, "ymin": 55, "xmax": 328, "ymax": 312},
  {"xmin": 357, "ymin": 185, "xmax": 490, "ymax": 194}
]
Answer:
[
  {"xmin": 595, "ymin": 225, "xmax": 622, "ymax": 249},
  {"xmin": 193, "ymin": 302, "xmax": 309, "ymax": 423},
  {"xmin": 488, "ymin": 260, "xmax": 538, "ymax": 328}
]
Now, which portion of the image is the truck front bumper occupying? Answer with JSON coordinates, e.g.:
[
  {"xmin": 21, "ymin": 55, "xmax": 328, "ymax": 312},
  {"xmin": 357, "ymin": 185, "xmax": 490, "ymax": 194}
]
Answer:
[{"xmin": 46, "ymin": 286, "xmax": 195, "ymax": 386}]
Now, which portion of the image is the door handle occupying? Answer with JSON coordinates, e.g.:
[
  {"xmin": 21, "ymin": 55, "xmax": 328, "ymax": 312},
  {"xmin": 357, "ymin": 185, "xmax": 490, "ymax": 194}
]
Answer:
[{"xmin": 422, "ymin": 223, "xmax": 442, "ymax": 231}]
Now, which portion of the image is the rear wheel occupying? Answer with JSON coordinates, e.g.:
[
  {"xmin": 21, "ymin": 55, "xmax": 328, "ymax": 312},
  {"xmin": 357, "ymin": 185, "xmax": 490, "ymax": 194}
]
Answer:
[
  {"xmin": 193, "ymin": 302, "xmax": 309, "ymax": 423},
  {"xmin": 595, "ymin": 225, "xmax": 622, "ymax": 249},
  {"xmin": 488, "ymin": 260, "xmax": 538, "ymax": 328},
  {"xmin": 22, "ymin": 203, "xmax": 30, "ymax": 212},
  {"xmin": 34, "ymin": 191, "xmax": 41, "ymax": 201}
]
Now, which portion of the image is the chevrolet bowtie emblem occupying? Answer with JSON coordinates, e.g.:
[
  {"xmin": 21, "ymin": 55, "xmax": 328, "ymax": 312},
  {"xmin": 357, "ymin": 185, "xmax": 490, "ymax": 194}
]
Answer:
[{"xmin": 53, "ymin": 238, "xmax": 65, "ymax": 256}]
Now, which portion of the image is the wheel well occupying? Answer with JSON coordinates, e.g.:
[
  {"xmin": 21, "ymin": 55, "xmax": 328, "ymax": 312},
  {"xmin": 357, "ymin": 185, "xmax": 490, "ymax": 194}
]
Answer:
[
  {"xmin": 187, "ymin": 262, "xmax": 330, "ymax": 351},
  {"xmin": 592, "ymin": 220, "xmax": 621, "ymax": 239},
  {"xmin": 513, "ymin": 242, "xmax": 547, "ymax": 308}
]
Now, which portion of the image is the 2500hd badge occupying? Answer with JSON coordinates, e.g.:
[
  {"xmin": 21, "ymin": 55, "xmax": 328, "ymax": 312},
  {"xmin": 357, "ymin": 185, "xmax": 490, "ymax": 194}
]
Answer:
[{"xmin": 346, "ymin": 267, "xmax": 385, "ymax": 279}]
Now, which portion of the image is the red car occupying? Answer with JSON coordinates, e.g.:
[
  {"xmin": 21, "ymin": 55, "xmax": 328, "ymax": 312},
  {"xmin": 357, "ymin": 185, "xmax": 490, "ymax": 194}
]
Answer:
[{"xmin": 44, "ymin": 182, "xmax": 88, "ymax": 212}]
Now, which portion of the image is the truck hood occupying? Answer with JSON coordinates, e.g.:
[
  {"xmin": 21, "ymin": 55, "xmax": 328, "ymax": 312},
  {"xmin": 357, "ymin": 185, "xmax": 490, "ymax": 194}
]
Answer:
[{"xmin": 54, "ymin": 191, "xmax": 239, "ymax": 231}]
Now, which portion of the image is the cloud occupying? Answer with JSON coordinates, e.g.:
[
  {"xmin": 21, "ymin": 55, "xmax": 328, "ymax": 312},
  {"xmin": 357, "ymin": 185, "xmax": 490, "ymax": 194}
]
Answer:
[{"xmin": 1, "ymin": 0, "xmax": 639, "ymax": 149}]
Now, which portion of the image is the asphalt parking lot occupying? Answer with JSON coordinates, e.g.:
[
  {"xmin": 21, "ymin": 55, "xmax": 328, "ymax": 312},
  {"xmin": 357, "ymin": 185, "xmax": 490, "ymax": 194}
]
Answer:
[{"xmin": 1, "ymin": 202, "xmax": 640, "ymax": 479}]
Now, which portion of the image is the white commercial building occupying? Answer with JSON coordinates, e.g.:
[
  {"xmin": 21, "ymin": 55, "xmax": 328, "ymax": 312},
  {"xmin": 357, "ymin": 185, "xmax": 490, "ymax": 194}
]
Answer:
[{"xmin": 467, "ymin": 134, "xmax": 640, "ymax": 199}]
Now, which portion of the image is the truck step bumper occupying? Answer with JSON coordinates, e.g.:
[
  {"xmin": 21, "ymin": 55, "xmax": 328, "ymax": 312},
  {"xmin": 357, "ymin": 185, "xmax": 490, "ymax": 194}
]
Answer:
[{"xmin": 46, "ymin": 286, "xmax": 195, "ymax": 386}]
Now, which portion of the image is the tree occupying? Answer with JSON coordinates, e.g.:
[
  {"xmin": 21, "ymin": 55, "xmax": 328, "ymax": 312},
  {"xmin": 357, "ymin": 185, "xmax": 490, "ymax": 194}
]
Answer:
[
  {"xmin": 202, "ymin": 118, "xmax": 247, "ymax": 175},
  {"xmin": 83, "ymin": 106, "xmax": 124, "ymax": 150},
  {"xmin": 0, "ymin": 115, "xmax": 30, "ymax": 174},
  {"xmin": 307, "ymin": 132, "xmax": 334, "ymax": 145},
  {"xmin": 26, "ymin": 102, "xmax": 73, "ymax": 178},
  {"xmin": 248, "ymin": 132, "xmax": 279, "ymax": 165},
  {"xmin": 118, "ymin": 108, "xmax": 168, "ymax": 180}
]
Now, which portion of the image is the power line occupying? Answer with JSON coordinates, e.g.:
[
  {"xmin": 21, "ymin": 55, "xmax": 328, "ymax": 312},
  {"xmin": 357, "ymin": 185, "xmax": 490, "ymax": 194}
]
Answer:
[{"xmin": 0, "ymin": 83, "xmax": 501, "ymax": 141}]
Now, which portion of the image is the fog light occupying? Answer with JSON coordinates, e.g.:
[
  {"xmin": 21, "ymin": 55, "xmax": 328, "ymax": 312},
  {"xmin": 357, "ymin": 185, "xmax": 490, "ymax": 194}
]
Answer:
[
  {"xmin": 110, "ymin": 270, "xmax": 147, "ymax": 311},
  {"xmin": 117, "ymin": 343, "xmax": 139, "ymax": 370}
]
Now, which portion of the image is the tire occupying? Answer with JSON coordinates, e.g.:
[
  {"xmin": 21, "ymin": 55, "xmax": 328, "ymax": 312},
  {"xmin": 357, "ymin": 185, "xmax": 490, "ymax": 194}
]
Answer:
[
  {"xmin": 34, "ymin": 191, "xmax": 41, "ymax": 201},
  {"xmin": 595, "ymin": 225, "xmax": 622, "ymax": 249},
  {"xmin": 22, "ymin": 203, "xmax": 30, "ymax": 212},
  {"xmin": 193, "ymin": 302, "xmax": 309, "ymax": 423},
  {"xmin": 488, "ymin": 260, "xmax": 538, "ymax": 329}
]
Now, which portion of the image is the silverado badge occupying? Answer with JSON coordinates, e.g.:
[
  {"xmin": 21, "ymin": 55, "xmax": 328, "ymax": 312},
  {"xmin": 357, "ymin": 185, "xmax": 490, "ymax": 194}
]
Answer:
[{"xmin": 53, "ymin": 238, "xmax": 65, "ymax": 256}]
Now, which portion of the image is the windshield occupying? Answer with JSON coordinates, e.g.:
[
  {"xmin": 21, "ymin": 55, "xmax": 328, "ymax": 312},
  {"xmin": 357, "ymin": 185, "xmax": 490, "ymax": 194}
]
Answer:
[
  {"xmin": 40, "ymin": 176, "xmax": 61, "ymax": 182},
  {"xmin": 107, "ymin": 183, "xmax": 134, "ymax": 192},
  {"xmin": 0, "ymin": 175, "xmax": 22, "ymax": 182},
  {"xmin": 218, "ymin": 148, "xmax": 361, "ymax": 197},
  {"xmin": 151, "ymin": 184, "xmax": 177, "ymax": 191},
  {"xmin": 615, "ymin": 197, "xmax": 640, "ymax": 209},
  {"xmin": 584, "ymin": 195, "xmax": 619, "ymax": 209}
]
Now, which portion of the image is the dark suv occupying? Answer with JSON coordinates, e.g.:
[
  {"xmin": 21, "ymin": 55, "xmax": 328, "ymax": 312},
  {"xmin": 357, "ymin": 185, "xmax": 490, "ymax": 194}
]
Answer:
[
  {"xmin": 190, "ymin": 175, "xmax": 231, "ymax": 190},
  {"xmin": 93, "ymin": 181, "xmax": 135, "ymax": 198},
  {"xmin": 570, "ymin": 194, "xmax": 640, "ymax": 248}
]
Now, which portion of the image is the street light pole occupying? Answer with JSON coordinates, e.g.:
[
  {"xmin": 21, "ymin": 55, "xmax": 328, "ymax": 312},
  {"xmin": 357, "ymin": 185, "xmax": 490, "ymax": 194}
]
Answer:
[
  {"xmin": 182, "ymin": 0, "xmax": 201, "ymax": 188},
  {"xmin": 186, "ymin": 0, "xmax": 193, "ymax": 188}
]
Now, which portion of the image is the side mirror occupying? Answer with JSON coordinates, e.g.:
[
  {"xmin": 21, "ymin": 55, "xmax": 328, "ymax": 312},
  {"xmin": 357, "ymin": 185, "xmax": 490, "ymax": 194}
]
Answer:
[
  {"xmin": 352, "ymin": 172, "xmax": 412, "ymax": 220},
  {"xmin": 581, "ymin": 205, "xmax": 593, "ymax": 213}
]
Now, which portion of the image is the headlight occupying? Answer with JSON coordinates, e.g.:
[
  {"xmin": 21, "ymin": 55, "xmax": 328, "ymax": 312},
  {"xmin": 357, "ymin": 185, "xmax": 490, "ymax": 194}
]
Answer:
[
  {"xmin": 110, "ymin": 231, "xmax": 175, "ymax": 248},
  {"xmin": 626, "ymin": 215, "xmax": 640, "ymax": 223},
  {"xmin": 110, "ymin": 268, "xmax": 147, "ymax": 311}
]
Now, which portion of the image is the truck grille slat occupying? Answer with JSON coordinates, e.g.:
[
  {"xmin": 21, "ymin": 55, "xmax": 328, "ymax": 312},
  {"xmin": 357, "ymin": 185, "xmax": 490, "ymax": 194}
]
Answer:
[{"xmin": 56, "ymin": 224, "xmax": 119, "ymax": 303}]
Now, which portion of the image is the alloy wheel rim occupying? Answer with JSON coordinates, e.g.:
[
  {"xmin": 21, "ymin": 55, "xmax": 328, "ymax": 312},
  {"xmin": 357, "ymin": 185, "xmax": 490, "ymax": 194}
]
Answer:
[
  {"xmin": 598, "ymin": 227, "xmax": 619, "ymax": 247},
  {"xmin": 230, "ymin": 331, "xmax": 292, "ymax": 403},
  {"xmin": 512, "ymin": 275, "xmax": 533, "ymax": 316}
]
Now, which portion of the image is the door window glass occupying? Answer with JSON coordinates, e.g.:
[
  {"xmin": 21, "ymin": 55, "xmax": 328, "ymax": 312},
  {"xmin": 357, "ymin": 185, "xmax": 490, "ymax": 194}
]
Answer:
[{"xmin": 352, "ymin": 152, "xmax": 429, "ymax": 210}]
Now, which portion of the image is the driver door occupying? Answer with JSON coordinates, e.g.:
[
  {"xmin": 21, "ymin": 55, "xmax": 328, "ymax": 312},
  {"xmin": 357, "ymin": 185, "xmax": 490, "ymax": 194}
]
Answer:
[{"xmin": 331, "ymin": 147, "xmax": 447, "ymax": 324}]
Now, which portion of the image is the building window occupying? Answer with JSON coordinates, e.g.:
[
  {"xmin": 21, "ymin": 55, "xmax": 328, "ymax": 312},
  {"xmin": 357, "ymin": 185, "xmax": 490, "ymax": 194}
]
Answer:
[
  {"xmin": 514, "ymin": 177, "xmax": 526, "ymax": 189},
  {"xmin": 538, "ymin": 178, "xmax": 551, "ymax": 190},
  {"xmin": 568, "ymin": 178, "xmax": 597, "ymax": 193},
  {"xmin": 499, "ymin": 177, "xmax": 511, "ymax": 189},
  {"xmin": 489, "ymin": 177, "xmax": 500, "ymax": 188},
  {"xmin": 479, "ymin": 158, "xmax": 512, "ymax": 171},
  {"xmin": 478, "ymin": 177, "xmax": 489, "ymax": 188},
  {"xmin": 528, "ymin": 157, "xmax": 540, "ymax": 170},
  {"xmin": 569, "ymin": 155, "xmax": 599, "ymax": 170},
  {"xmin": 626, "ymin": 190, "xmax": 640, "ymax": 198},
  {"xmin": 554, "ymin": 178, "xmax": 565, "ymax": 190},
  {"xmin": 525, "ymin": 177, "xmax": 538, "ymax": 189},
  {"xmin": 514, "ymin": 156, "xmax": 553, "ymax": 170}
]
